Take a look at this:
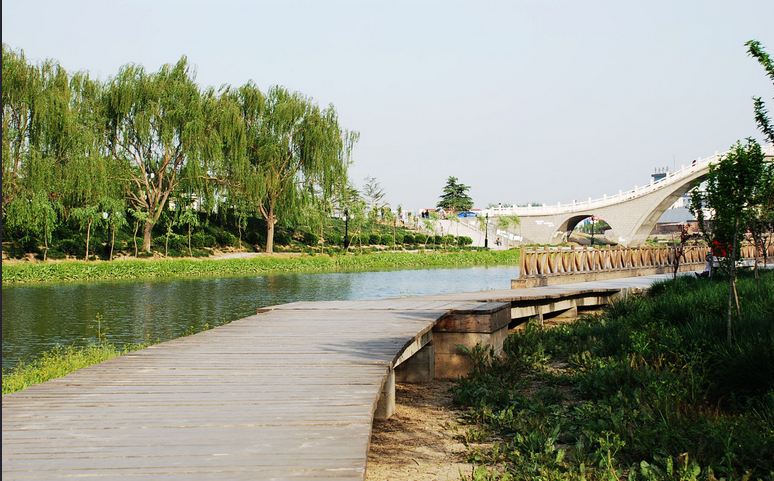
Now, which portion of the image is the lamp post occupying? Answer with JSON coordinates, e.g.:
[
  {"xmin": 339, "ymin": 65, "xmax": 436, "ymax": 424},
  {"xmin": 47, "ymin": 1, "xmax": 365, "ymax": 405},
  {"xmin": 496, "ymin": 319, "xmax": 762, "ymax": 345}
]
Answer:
[
  {"xmin": 590, "ymin": 216, "xmax": 595, "ymax": 246},
  {"xmin": 484, "ymin": 213, "xmax": 489, "ymax": 248},
  {"xmin": 343, "ymin": 208, "xmax": 349, "ymax": 249}
]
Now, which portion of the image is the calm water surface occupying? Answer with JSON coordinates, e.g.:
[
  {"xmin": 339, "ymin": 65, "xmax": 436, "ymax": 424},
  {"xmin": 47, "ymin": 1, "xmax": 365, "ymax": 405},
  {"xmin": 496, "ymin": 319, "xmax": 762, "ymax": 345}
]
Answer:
[{"xmin": 2, "ymin": 265, "xmax": 520, "ymax": 370}]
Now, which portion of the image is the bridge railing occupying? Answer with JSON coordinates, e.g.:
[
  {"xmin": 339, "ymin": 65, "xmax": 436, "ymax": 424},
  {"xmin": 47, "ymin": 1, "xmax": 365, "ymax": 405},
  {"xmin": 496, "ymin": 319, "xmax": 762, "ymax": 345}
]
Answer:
[
  {"xmin": 518, "ymin": 244, "xmax": 767, "ymax": 279},
  {"xmin": 486, "ymin": 144, "xmax": 774, "ymax": 218}
]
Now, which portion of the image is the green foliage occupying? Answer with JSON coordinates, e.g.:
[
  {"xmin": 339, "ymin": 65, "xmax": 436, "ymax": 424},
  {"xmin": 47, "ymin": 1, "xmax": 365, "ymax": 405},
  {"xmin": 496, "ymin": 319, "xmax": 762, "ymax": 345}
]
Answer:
[
  {"xmin": 403, "ymin": 233, "xmax": 415, "ymax": 244},
  {"xmin": 437, "ymin": 176, "xmax": 474, "ymax": 213},
  {"xmin": 3, "ymin": 249, "xmax": 521, "ymax": 284},
  {"xmin": 414, "ymin": 233, "xmax": 428, "ymax": 244},
  {"xmin": 273, "ymin": 231, "xmax": 292, "ymax": 246},
  {"xmin": 190, "ymin": 232, "xmax": 216, "ymax": 248},
  {"xmin": 380, "ymin": 234, "xmax": 394, "ymax": 246},
  {"xmin": 453, "ymin": 271, "xmax": 774, "ymax": 480},
  {"xmin": 302, "ymin": 231, "xmax": 320, "ymax": 246},
  {"xmin": 746, "ymin": 40, "xmax": 774, "ymax": 144}
]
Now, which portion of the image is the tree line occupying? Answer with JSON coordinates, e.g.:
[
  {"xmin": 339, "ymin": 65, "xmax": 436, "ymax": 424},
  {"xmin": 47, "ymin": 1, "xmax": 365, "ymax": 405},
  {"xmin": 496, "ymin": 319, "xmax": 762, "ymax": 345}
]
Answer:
[{"xmin": 2, "ymin": 44, "xmax": 358, "ymax": 256}]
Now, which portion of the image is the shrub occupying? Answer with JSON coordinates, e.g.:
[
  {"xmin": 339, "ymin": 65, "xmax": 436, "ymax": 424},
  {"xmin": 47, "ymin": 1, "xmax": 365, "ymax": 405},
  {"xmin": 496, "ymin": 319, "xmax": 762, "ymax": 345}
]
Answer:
[
  {"xmin": 414, "ymin": 233, "xmax": 427, "ymax": 244},
  {"xmin": 402, "ymin": 233, "xmax": 415, "ymax": 244},
  {"xmin": 191, "ymin": 232, "xmax": 216, "ymax": 248},
  {"xmin": 303, "ymin": 232, "xmax": 319, "ymax": 246},
  {"xmin": 369, "ymin": 233, "xmax": 381, "ymax": 245},
  {"xmin": 394, "ymin": 233, "xmax": 404, "ymax": 244},
  {"xmin": 459, "ymin": 236, "xmax": 473, "ymax": 246},
  {"xmin": 325, "ymin": 233, "xmax": 342, "ymax": 246},
  {"xmin": 216, "ymin": 231, "xmax": 238, "ymax": 247},
  {"xmin": 274, "ymin": 231, "xmax": 292, "ymax": 246},
  {"xmin": 380, "ymin": 234, "xmax": 394, "ymax": 246},
  {"xmin": 433, "ymin": 235, "xmax": 443, "ymax": 244},
  {"xmin": 58, "ymin": 238, "xmax": 85, "ymax": 258}
]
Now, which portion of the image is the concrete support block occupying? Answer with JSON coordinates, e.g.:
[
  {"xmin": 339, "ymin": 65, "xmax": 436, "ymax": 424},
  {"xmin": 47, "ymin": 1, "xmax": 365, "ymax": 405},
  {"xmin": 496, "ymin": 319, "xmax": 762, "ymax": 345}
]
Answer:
[
  {"xmin": 374, "ymin": 370, "xmax": 395, "ymax": 420},
  {"xmin": 433, "ymin": 326, "xmax": 509, "ymax": 379},
  {"xmin": 395, "ymin": 342, "xmax": 435, "ymax": 383}
]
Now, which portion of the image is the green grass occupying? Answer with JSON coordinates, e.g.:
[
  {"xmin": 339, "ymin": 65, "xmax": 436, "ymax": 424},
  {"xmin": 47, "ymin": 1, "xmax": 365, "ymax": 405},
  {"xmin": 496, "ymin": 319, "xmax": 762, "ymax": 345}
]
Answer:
[
  {"xmin": 1, "ymin": 248, "xmax": 519, "ymax": 284},
  {"xmin": 452, "ymin": 270, "xmax": 774, "ymax": 480},
  {"xmin": 2, "ymin": 343, "xmax": 146, "ymax": 395}
]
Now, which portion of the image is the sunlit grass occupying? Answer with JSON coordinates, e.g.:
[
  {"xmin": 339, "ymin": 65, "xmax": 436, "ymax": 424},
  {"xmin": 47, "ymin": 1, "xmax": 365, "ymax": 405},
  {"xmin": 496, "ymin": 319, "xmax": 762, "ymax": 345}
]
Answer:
[
  {"xmin": 2, "ymin": 343, "xmax": 143, "ymax": 395},
  {"xmin": 2, "ymin": 248, "xmax": 520, "ymax": 284}
]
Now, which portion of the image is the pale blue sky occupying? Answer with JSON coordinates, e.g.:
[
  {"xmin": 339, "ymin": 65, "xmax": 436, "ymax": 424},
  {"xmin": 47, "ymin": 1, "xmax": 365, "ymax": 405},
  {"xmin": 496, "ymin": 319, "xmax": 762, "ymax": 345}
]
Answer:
[{"xmin": 3, "ymin": 0, "xmax": 772, "ymax": 212}]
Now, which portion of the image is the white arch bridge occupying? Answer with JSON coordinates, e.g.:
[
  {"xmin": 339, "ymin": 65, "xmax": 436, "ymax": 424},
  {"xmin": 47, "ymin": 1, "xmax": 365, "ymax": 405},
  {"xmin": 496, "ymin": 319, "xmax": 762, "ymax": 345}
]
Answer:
[{"xmin": 482, "ymin": 145, "xmax": 774, "ymax": 247}]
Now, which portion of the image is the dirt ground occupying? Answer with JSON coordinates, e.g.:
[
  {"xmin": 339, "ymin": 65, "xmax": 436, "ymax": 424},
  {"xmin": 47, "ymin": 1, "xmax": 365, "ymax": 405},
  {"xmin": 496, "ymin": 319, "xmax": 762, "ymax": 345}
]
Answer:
[{"xmin": 366, "ymin": 380, "xmax": 473, "ymax": 481}]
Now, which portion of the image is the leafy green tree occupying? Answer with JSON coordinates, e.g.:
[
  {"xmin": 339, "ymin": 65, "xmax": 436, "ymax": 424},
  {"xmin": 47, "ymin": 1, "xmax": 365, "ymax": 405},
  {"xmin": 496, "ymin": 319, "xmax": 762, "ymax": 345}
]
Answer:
[
  {"xmin": 100, "ymin": 57, "xmax": 220, "ymax": 252},
  {"xmin": 437, "ymin": 176, "xmax": 473, "ymax": 213},
  {"xmin": 497, "ymin": 215, "xmax": 521, "ymax": 247},
  {"xmin": 178, "ymin": 208, "xmax": 200, "ymax": 257},
  {"xmin": 228, "ymin": 83, "xmax": 356, "ymax": 253},
  {"xmin": 690, "ymin": 139, "xmax": 766, "ymax": 340},
  {"xmin": 746, "ymin": 40, "xmax": 774, "ymax": 144},
  {"xmin": 70, "ymin": 205, "xmax": 104, "ymax": 260},
  {"xmin": 744, "ymin": 40, "xmax": 774, "ymax": 278}
]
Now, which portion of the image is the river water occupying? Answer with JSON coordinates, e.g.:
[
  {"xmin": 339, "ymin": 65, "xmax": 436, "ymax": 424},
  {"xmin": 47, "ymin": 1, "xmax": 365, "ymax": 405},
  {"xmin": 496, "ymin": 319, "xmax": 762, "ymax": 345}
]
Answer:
[{"xmin": 2, "ymin": 265, "xmax": 520, "ymax": 370}]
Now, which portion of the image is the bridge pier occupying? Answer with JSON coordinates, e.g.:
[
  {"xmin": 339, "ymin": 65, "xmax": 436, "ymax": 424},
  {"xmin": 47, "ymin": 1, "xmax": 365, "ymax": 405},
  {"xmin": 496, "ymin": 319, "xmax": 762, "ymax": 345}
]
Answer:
[{"xmin": 431, "ymin": 302, "xmax": 511, "ymax": 379}]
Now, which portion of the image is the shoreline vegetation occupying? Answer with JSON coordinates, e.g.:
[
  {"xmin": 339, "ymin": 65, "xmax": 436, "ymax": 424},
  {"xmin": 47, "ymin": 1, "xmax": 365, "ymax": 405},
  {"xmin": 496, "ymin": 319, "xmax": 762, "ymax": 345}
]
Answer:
[
  {"xmin": 1, "ymin": 248, "xmax": 519, "ymax": 285},
  {"xmin": 452, "ymin": 270, "xmax": 773, "ymax": 480}
]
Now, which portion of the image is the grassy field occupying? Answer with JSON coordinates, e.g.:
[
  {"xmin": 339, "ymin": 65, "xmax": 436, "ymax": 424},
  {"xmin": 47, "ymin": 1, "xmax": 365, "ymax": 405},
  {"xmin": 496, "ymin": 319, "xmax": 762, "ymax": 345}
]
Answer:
[
  {"xmin": 1, "ymin": 248, "xmax": 519, "ymax": 284},
  {"xmin": 453, "ymin": 270, "xmax": 774, "ymax": 480}
]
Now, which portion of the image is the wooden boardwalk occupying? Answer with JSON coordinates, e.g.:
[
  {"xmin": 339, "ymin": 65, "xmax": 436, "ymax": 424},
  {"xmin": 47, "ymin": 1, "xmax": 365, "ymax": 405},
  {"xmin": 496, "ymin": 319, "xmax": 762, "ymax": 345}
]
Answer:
[{"xmin": 2, "ymin": 274, "xmax": 677, "ymax": 480}]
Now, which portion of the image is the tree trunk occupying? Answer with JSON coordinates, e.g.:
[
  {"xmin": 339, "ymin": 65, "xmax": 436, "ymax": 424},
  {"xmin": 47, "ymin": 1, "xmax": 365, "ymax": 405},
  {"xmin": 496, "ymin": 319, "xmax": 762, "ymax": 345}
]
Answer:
[
  {"xmin": 143, "ymin": 221, "xmax": 153, "ymax": 253},
  {"xmin": 188, "ymin": 223, "xmax": 192, "ymax": 257},
  {"xmin": 133, "ymin": 221, "xmax": 139, "ymax": 257},
  {"xmin": 727, "ymin": 217, "xmax": 740, "ymax": 342},
  {"xmin": 266, "ymin": 212, "xmax": 276, "ymax": 254},
  {"xmin": 110, "ymin": 224, "xmax": 116, "ymax": 261},
  {"xmin": 85, "ymin": 219, "xmax": 92, "ymax": 261}
]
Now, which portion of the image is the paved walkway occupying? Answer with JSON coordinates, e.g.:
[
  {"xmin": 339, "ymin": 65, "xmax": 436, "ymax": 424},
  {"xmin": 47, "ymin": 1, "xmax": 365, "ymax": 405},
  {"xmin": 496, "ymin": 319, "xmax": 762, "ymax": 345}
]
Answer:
[{"xmin": 2, "ymin": 273, "xmax": 681, "ymax": 480}]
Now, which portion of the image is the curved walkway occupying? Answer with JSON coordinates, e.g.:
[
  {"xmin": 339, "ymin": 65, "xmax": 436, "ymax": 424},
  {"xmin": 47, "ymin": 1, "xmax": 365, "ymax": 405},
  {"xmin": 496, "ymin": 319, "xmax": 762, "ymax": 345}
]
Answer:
[{"xmin": 2, "ymin": 274, "xmax": 680, "ymax": 480}]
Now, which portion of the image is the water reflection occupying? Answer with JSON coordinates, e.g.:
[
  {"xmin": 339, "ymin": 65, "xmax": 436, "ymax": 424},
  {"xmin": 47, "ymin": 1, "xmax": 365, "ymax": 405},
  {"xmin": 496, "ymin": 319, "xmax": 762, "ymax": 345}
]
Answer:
[{"xmin": 2, "ymin": 265, "xmax": 519, "ymax": 369}]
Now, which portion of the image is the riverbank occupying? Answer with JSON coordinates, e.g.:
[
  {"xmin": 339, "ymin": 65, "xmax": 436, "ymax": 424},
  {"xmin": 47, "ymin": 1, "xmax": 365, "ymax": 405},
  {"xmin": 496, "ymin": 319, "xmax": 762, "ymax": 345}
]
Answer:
[
  {"xmin": 1, "ymin": 249, "xmax": 519, "ymax": 284},
  {"xmin": 450, "ymin": 270, "xmax": 774, "ymax": 479}
]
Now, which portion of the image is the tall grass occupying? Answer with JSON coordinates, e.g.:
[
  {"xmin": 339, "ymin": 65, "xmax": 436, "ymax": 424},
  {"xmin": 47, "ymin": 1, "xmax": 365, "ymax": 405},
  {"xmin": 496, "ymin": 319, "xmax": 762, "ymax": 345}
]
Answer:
[
  {"xmin": 2, "ymin": 249, "xmax": 520, "ymax": 284},
  {"xmin": 453, "ymin": 270, "xmax": 774, "ymax": 480}
]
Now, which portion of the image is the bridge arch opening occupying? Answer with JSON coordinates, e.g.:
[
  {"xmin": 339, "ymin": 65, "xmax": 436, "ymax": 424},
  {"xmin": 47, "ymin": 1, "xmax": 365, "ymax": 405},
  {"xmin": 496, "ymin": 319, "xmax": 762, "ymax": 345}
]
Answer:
[{"xmin": 560, "ymin": 215, "xmax": 613, "ymax": 246}]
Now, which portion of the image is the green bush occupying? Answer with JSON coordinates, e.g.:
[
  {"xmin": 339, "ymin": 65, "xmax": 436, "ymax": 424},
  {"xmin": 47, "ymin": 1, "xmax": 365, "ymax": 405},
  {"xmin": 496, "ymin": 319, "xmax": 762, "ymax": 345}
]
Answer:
[
  {"xmin": 325, "ymin": 233, "xmax": 342, "ymax": 246},
  {"xmin": 369, "ymin": 233, "xmax": 381, "ymax": 245},
  {"xmin": 245, "ymin": 231, "xmax": 263, "ymax": 246},
  {"xmin": 303, "ymin": 232, "xmax": 319, "ymax": 246},
  {"xmin": 458, "ymin": 236, "xmax": 473, "ymax": 246},
  {"xmin": 394, "ymin": 233, "xmax": 404, "ymax": 244},
  {"xmin": 216, "ymin": 231, "xmax": 238, "ymax": 247},
  {"xmin": 433, "ymin": 235, "xmax": 443, "ymax": 244},
  {"xmin": 191, "ymin": 232, "xmax": 216, "ymax": 248},
  {"xmin": 402, "ymin": 233, "xmax": 415, "ymax": 244},
  {"xmin": 58, "ymin": 238, "xmax": 84, "ymax": 257},
  {"xmin": 380, "ymin": 234, "xmax": 394, "ymax": 245},
  {"xmin": 274, "ymin": 231, "xmax": 292, "ymax": 246}
]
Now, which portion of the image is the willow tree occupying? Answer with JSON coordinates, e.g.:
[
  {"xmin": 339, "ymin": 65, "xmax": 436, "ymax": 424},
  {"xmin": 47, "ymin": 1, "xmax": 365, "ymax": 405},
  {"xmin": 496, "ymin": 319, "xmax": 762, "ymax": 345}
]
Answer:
[
  {"xmin": 100, "ymin": 57, "xmax": 220, "ymax": 252},
  {"xmin": 2, "ymin": 44, "xmax": 39, "ymax": 210},
  {"xmin": 230, "ymin": 83, "xmax": 356, "ymax": 253}
]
